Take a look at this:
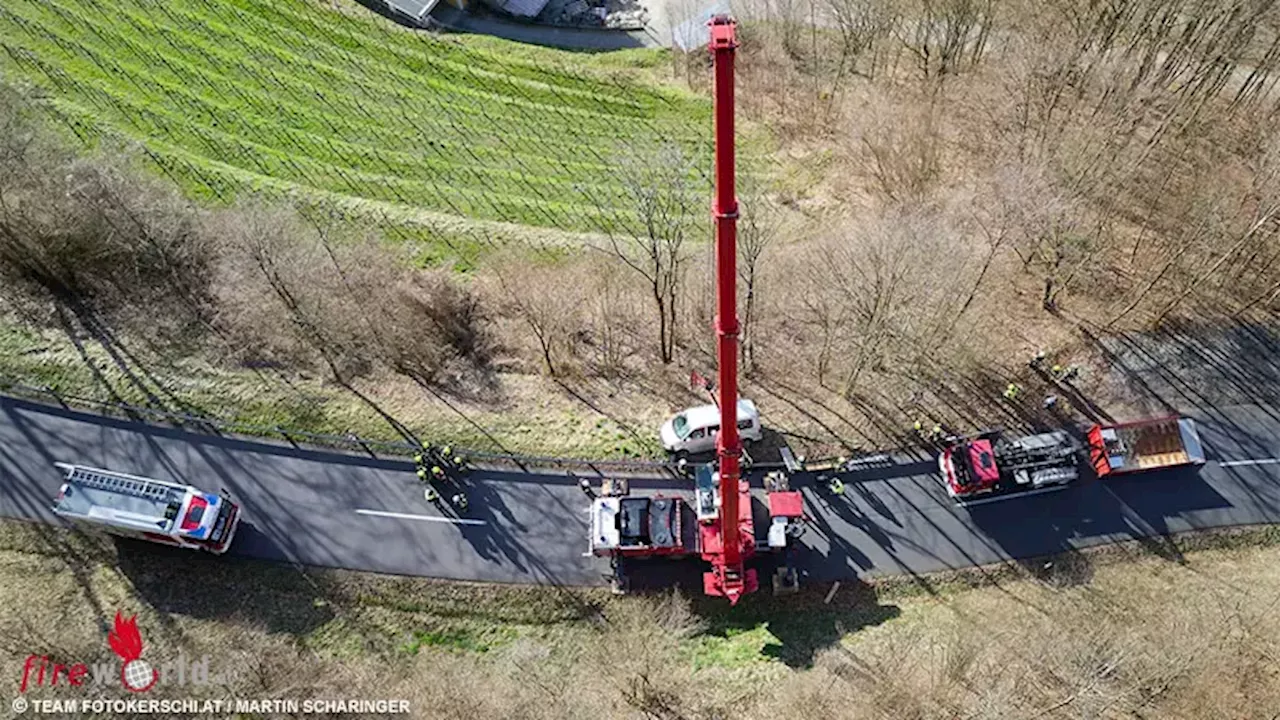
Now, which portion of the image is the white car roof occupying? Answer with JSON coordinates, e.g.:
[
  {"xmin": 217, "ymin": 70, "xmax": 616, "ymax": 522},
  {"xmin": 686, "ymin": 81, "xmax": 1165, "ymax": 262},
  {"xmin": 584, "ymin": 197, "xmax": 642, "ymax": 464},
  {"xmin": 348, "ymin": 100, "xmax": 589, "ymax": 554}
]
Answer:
[{"xmin": 679, "ymin": 399, "xmax": 758, "ymax": 430}]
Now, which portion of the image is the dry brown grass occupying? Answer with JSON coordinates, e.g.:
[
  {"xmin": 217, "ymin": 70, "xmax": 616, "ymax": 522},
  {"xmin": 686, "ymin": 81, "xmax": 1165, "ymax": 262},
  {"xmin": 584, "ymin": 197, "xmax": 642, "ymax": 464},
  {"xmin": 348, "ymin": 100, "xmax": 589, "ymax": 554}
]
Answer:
[{"xmin": 4, "ymin": 520, "xmax": 1280, "ymax": 719}]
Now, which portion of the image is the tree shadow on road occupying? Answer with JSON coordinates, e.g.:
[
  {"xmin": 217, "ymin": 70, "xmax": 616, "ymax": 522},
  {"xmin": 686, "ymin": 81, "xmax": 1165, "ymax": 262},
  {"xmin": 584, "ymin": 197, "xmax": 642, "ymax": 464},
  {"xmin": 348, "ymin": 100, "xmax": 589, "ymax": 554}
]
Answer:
[
  {"xmin": 1081, "ymin": 318, "xmax": 1280, "ymax": 430},
  {"xmin": 964, "ymin": 464, "xmax": 1235, "ymax": 572}
]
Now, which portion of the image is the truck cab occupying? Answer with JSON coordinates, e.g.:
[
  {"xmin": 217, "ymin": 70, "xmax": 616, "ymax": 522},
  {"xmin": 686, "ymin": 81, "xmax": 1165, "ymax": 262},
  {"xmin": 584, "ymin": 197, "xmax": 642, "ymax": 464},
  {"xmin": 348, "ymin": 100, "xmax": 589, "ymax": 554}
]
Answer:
[
  {"xmin": 171, "ymin": 491, "xmax": 240, "ymax": 553},
  {"xmin": 938, "ymin": 438, "xmax": 1001, "ymax": 497}
]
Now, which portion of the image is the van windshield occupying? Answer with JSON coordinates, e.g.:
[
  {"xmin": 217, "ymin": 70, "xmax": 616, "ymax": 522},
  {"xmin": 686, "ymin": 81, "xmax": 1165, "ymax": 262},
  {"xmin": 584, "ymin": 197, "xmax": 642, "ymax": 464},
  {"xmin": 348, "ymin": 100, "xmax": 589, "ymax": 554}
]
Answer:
[{"xmin": 673, "ymin": 414, "xmax": 692, "ymax": 440}]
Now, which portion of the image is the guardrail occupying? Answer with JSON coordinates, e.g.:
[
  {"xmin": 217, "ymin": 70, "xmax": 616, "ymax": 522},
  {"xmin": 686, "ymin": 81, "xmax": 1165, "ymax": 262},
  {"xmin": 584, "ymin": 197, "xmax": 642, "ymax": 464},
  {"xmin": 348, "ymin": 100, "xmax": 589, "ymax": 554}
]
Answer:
[
  {"xmin": 0, "ymin": 376, "xmax": 887, "ymax": 479},
  {"xmin": 0, "ymin": 377, "xmax": 683, "ymax": 476}
]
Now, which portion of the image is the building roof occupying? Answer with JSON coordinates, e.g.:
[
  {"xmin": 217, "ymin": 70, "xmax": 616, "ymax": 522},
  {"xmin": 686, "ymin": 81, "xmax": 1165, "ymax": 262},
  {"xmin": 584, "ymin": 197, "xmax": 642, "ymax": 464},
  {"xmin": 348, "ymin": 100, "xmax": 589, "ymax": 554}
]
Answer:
[
  {"xmin": 499, "ymin": 0, "xmax": 551, "ymax": 18},
  {"xmin": 385, "ymin": 0, "xmax": 440, "ymax": 20}
]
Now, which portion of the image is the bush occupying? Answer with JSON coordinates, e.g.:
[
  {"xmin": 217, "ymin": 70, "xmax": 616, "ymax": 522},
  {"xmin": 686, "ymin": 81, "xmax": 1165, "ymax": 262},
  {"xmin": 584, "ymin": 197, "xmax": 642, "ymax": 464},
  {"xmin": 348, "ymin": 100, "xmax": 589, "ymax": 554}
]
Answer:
[{"xmin": 0, "ymin": 83, "xmax": 215, "ymax": 337}]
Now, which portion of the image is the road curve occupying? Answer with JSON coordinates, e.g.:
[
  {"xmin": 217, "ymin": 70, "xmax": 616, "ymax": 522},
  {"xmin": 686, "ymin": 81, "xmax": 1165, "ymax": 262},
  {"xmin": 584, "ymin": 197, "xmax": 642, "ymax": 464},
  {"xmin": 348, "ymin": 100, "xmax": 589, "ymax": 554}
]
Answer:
[{"xmin": 2, "ymin": 395, "xmax": 1280, "ymax": 587}]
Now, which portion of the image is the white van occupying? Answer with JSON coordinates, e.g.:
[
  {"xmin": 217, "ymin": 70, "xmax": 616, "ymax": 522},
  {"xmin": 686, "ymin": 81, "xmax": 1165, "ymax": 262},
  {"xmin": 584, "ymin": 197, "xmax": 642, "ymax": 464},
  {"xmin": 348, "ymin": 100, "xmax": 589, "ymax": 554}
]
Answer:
[{"xmin": 659, "ymin": 399, "xmax": 762, "ymax": 457}]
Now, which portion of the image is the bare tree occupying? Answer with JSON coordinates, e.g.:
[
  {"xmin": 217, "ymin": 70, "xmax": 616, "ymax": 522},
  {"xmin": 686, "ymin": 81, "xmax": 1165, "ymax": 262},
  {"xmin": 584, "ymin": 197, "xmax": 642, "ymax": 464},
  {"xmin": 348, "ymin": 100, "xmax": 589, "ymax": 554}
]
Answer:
[
  {"xmin": 896, "ymin": 0, "xmax": 995, "ymax": 81},
  {"xmin": 596, "ymin": 143, "xmax": 705, "ymax": 364},
  {"xmin": 859, "ymin": 99, "xmax": 941, "ymax": 202},
  {"xmin": 491, "ymin": 253, "xmax": 583, "ymax": 377},
  {"xmin": 790, "ymin": 206, "xmax": 993, "ymax": 398},
  {"xmin": 737, "ymin": 180, "xmax": 778, "ymax": 373},
  {"xmin": 823, "ymin": 0, "xmax": 897, "ymax": 85},
  {"xmin": 1153, "ymin": 139, "xmax": 1280, "ymax": 325},
  {"xmin": 585, "ymin": 263, "xmax": 633, "ymax": 377},
  {"xmin": 992, "ymin": 163, "xmax": 1104, "ymax": 313},
  {"xmin": 0, "ymin": 85, "xmax": 214, "ymax": 337}
]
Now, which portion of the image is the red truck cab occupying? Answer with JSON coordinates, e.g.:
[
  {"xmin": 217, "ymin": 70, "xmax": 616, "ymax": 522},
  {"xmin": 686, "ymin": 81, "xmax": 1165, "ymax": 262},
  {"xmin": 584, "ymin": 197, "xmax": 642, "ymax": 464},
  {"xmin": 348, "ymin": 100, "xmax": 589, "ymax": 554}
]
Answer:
[{"xmin": 938, "ymin": 439, "xmax": 1002, "ymax": 498}]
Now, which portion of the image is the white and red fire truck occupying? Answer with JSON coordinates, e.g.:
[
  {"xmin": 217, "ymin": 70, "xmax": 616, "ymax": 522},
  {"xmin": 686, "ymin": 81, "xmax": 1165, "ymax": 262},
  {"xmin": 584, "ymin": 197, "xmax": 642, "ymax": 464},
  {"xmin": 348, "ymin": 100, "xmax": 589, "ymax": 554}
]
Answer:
[{"xmin": 52, "ymin": 463, "xmax": 241, "ymax": 554}]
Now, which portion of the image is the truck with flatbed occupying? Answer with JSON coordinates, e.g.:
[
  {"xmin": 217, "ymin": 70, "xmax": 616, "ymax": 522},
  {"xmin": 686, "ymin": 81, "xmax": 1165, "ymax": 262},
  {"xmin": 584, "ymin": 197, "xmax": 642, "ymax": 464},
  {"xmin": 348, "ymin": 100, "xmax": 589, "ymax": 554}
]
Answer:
[{"xmin": 939, "ymin": 416, "xmax": 1206, "ymax": 501}]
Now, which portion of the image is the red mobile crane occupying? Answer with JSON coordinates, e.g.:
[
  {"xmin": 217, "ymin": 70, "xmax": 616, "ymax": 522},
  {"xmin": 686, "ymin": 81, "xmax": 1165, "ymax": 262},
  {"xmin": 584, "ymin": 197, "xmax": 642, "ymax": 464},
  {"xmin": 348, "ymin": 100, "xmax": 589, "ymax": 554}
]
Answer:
[
  {"xmin": 700, "ymin": 15, "xmax": 757, "ymax": 604},
  {"xmin": 585, "ymin": 16, "xmax": 802, "ymax": 605}
]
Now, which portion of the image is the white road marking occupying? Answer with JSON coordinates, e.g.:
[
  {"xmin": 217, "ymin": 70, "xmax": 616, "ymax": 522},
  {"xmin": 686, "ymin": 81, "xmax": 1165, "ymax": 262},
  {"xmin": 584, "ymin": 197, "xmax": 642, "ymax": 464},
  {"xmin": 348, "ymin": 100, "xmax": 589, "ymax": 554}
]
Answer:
[
  {"xmin": 354, "ymin": 509, "xmax": 487, "ymax": 526},
  {"xmin": 955, "ymin": 484, "xmax": 1070, "ymax": 508},
  {"xmin": 1219, "ymin": 458, "xmax": 1280, "ymax": 467}
]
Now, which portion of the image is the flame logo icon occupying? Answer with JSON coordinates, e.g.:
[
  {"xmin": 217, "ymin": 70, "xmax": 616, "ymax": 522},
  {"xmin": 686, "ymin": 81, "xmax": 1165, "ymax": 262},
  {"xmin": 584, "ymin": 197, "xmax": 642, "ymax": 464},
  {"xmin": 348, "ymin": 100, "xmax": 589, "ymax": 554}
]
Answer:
[{"xmin": 108, "ymin": 612, "xmax": 157, "ymax": 693}]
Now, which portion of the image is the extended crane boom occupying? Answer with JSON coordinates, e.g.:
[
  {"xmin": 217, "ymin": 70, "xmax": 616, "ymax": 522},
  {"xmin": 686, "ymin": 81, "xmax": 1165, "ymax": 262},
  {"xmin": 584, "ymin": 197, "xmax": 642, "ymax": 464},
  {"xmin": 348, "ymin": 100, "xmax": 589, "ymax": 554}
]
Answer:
[
  {"xmin": 702, "ymin": 15, "xmax": 758, "ymax": 604},
  {"xmin": 588, "ymin": 15, "xmax": 797, "ymax": 604}
]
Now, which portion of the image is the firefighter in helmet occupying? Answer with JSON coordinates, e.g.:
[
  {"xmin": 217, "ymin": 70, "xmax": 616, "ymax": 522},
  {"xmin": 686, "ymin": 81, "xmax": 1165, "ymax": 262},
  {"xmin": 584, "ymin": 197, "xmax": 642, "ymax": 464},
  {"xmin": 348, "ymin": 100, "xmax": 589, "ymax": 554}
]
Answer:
[{"xmin": 828, "ymin": 476, "xmax": 846, "ymax": 496}]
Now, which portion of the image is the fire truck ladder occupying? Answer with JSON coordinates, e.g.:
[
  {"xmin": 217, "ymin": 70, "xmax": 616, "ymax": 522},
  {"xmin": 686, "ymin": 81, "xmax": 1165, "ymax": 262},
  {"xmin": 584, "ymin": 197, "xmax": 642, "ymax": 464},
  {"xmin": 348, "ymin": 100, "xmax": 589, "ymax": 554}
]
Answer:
[{"xmin": 59, "ymin": 465, "xmax": 176, "ymax": 502}]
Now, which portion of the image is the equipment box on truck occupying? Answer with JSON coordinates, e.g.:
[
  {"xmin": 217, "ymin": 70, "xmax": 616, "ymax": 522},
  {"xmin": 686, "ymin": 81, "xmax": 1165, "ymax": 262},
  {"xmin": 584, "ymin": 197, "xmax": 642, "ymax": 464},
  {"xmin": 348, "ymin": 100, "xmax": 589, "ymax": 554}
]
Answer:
[
  {"xmin": 589, "ymin": 496, "xmax": 692, "ymax": 558},
  {"xmin": 52, "ymin": 463, "xmax": 240, "ymax": 554},
  {"xmin": 1087, "ymin": 417, "xmax": 1206, "ymax": 477}
]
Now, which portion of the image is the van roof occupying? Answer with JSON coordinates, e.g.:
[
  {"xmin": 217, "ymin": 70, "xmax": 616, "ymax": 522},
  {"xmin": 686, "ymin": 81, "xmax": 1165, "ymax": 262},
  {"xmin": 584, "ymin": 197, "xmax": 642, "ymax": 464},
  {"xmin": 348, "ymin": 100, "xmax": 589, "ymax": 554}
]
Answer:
[{"xmin": 680, "ymin": 399, "xmax": 758, "ymax": 429}]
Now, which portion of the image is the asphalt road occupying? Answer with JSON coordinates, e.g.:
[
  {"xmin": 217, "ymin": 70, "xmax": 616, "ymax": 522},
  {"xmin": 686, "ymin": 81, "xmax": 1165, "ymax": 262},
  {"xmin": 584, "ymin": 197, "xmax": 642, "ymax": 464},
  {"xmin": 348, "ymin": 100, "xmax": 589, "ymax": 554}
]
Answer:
[{"xmin": 3, "ymin": 395, "xmax": 1280, "ymax": 588}]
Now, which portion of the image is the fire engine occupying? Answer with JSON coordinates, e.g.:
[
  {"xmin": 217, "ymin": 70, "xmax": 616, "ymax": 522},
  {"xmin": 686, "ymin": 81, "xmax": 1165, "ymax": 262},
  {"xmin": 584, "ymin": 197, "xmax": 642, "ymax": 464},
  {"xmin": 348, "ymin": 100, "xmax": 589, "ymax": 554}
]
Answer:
[{"xmin": 52, "ymin": 463, "xmax": 241, "ymax": 554}]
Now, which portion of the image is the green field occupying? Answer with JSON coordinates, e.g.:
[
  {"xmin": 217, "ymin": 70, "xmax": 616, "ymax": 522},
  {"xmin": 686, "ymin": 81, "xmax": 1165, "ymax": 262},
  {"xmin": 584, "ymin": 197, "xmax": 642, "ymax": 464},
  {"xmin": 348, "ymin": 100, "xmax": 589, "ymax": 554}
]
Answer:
[{"xmin": 0, "ymin": 0, "xmax": 712, "ymax": 245}]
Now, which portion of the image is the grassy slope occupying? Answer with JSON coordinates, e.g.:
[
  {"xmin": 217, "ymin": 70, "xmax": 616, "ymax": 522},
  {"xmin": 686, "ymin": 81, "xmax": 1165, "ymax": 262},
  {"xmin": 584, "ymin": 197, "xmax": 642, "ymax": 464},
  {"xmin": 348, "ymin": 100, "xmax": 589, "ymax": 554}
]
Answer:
[
  {"xmin": 0, "ymin": 0, "xmax": 709, "ymax": 245},
  {"xmin": 0, "ymin": 320, "xmax": 668, "ymax": 458},
  {"xmin": 3, "ymin": 519, "xmax": 1280, "ymax": 718}
]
